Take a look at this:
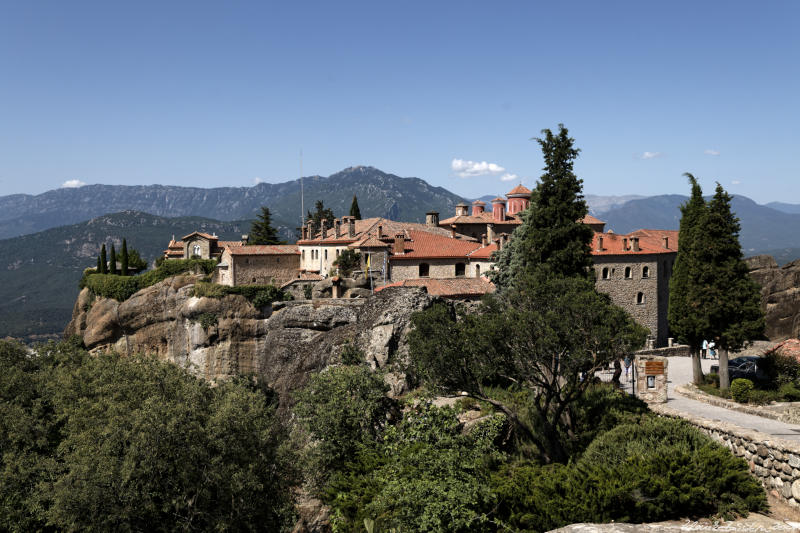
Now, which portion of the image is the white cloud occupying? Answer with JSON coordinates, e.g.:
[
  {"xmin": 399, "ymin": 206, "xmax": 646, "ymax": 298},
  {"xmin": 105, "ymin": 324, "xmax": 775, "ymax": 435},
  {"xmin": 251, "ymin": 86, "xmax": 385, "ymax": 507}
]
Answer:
[
  {"xmin": 252, "ymin": 177, "xmax": 264, "ymax": 185},
  {"xmin": 500, "ymin": 173, "xmax": 518, "ymax": 182},
  {"xmin": 451, "ymin": 158, "xmax": 505, "ymax": 178},
  {"xmin": 639, "ymin": 151, "xmax": 663, "ymax": 160},
  {"xmin": 61, "ymin": 179, "xmax": 86, "ymax": 188},
  {"xmin": 704, "ymin": 149, "xmax": 721, "ymax": 156},
  {"xmin": 732, "ymin": 180, "xmax": 741, "ymax": 185}
]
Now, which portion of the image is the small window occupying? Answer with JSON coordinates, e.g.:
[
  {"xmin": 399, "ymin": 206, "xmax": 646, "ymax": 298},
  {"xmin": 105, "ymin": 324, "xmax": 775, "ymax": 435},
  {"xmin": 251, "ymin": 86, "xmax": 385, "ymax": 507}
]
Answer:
[
  {"xmin": 419, "ymin": 263, "xmax": 430, "ymax": 277},
  {"xmin": 601, "ymin": 267, "xmax": 610, "ymax": 280},
  {"xmin": 642, "ymin": 266, "xmax": 649, "ymax": 278},
  {"xmin": 302, "ymin": 250, "xmax": 305, "ymax": 260},
  {"xmin": 624, "ymin": 266, "xmax": 632, "ymax": 279},
  {"xmin": 637, "ymin": 292, "xmax": 646, "ymax": 305},
  {"xmin": 324, "ymin": 250, "xmax": 328, "ymax": 259},
  {"xmin": 475, "ymin": 264, "xmax": 481, "ymax": 277},
  {"xmin": 455, "ymin": 263, "xmax": 466, "ymax": 277}
]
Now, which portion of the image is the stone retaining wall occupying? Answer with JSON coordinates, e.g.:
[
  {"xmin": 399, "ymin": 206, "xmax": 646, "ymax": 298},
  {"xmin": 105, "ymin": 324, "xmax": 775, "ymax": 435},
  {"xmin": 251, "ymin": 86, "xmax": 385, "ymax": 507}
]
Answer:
[
  {"xmin": 650, "ymin": 403, "xmax": 800, "ymax": 506},
  {"xmin": 636, "ymin": 344, "xmax": 691, "ymax": 357}
]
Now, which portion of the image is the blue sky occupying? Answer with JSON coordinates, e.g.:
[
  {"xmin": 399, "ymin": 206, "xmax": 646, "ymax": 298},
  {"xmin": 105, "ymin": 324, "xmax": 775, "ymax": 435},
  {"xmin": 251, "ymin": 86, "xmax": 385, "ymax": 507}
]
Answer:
[{"xmin": 1, "ymin": 1, "xmax": 798, "ymax": 203}]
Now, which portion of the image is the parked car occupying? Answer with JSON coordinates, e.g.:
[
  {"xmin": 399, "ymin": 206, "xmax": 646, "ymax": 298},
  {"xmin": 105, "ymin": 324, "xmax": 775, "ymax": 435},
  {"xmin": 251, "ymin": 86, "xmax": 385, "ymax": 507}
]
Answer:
[{"xmin": 710, "ymin": 356, "xmax": 767, "ymax": 383}]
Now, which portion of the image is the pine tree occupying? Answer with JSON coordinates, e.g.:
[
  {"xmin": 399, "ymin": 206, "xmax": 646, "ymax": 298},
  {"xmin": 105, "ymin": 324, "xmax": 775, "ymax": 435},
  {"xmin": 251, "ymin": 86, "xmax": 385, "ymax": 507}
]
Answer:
[
  {"xmin": 668, "ymin": 173, "xmax": 707, "ymax": 385},
  {"xmin": 109, "ymin": 244, "xmax": 118, "ymax": 275},
  {"xmin": 694, "ymin": 183, "xmax": 765, "ymax": 389},
  {"xmin": 100, "ymin": 244, "xmax": 108, "ymax": 274},
  {"xmin": 349, "ymin": 195, "xmax": 362, "ymax": 220},
  {"xmin": 121, "ymin": 239, "xmax": 129, "ymax": 276},
  {"xmin": 490, "ymin": 124, "xmax": 593, "ymax": 290},
  {"xmin": 305, "ymin": 200, "xmax": 335, "ymax": 236},
  {"xmin": 249, "ymin": 207, "xmax": 283, "ymax": 245}
]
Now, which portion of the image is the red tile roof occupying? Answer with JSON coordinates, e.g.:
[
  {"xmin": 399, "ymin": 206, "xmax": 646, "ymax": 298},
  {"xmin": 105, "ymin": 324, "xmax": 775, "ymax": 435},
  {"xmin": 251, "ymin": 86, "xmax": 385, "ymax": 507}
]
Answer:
[
  {"xmin": 506, "ymin": 184, "xmax": 532, "ymax": 196},
  {"xmin": 389, "ymin": 230, "xmax": 482, "ymax": 260},
  {"xmin": 468, "ymin": 243, "xmax": 499, "ymax": 259},
  {"xmin": 376, "ymin": 277, "xmax": 495, "ymax": 298},
  {"xmin": 491, "ymin": 197, "xmax": 506, "ymax": 203},
  {"xmin": 591, "ymin": 229, "xmax": 679, "ymax": 256},
  {"xmin": 227, "ymin": 244, "xmax": 299, "ymax": 255},
  {"xmin": 582, "ymin": 214, "xmax": 605, "ymax": 225},
  {"xmin": 439, "ymin": 211, "xmax": 522, "ymax": 225},
  {"xmin": 472, "ymin": 200, "xmax": 486, "ymax": 205},
  {"xmin": 297, "ymin": 217, "xmax": 476, "ymax": 245},
  {"xmin": 182, "ymin": 231, "xmax": 217, "ymax": 241}
]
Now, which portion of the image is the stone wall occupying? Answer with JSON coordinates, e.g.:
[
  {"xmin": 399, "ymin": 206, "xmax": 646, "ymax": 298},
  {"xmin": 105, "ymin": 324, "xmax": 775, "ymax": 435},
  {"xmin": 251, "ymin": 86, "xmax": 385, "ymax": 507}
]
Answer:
[
  {"xmin": 184, "ymin": 237, "xmax": 212, "ymax": 259},
  {"xmin": 651, "ymin": 403, "xmax": 800, "ymax": 507},
  {"xmin": 391, "ymin": 258, "xmax": 471, "ymax": 281},
  {"xmin": 232, "ymin": 255, "xmax": 299, "ymax": 286},
  {"xmin": 634, "ymin": 355, "xmax": 668, "ymax": 403}
]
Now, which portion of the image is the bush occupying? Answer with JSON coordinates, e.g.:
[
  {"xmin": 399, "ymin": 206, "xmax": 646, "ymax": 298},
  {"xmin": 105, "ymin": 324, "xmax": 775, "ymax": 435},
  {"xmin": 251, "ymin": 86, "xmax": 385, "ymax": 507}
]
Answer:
[
  {"xmin": 778, "ymin": 382, "xmax": 800, "ymax": 402},
  {"xmin": 704, "ymin": 372, "xmax": 720, "ymax": 388},
  {"xmin": 731, "ymin": 378, "xmax": 754, "ymax": 403},
  {"xmin": 195, "ymin": 312, "xmax": 218, "ymax": 330},
  {"xmin": 83, "ymin": 259, "xmax": 218, "ymax": 302},
  {"xmin": 761, "ymin": 349, "xmax": 800, "ymax": 387},
  {"xmin": 191, "ymin": 281, "xmax": 292, "ymax": 307},
  {"xmin": 747, "ymin": 389, "xmax": 777, "ymax": 405},
  {"xmin": 83, "ymin": 273, "xmax": 141, "ymax": 301}
]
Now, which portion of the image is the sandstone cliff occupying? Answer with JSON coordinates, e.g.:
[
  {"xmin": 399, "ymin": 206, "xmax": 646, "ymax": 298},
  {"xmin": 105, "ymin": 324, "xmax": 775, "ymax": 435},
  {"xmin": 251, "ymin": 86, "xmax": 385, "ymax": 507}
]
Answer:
[
  {"xmin": 747, "ymin": 255, "xmax": 800, "ymax": 340},
  {"xmin": 65, "ymin": 274, "xmax": 435, "ymax": 403}
]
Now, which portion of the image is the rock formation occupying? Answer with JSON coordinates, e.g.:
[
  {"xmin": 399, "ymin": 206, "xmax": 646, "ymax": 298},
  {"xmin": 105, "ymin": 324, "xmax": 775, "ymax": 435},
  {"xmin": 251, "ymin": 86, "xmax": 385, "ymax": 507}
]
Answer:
[
  {"xmin": 747, "ymin": 255, "xmax": 800, "ymax": 340},
  {"xmin": 65, "ymin": 274, "xmax": 435, "ymax": 404}
]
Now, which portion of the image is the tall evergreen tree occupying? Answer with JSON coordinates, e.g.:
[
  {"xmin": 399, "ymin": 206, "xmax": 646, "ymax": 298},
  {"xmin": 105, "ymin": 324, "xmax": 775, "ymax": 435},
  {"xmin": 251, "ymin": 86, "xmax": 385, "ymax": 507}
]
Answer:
[
  {"xmin": 100, "ymin": 244, "xmax": 108, "ymax": 274},
  {"xmin": 249, "ymin": 207, "xmax": 283, "ymax": 245},
  {"xmin": 305, "ymin": 200, "xmax": 335, "ymax": 236},
  {"xmin": 668, "ymin": 173, "xmax": 707, "ymax": 385},
  {"xmin": 490, "ymin": 124, "xmax": 593, "ymax": 289},
  {"xmin": 109, "ymin": 244, "xmax": 118, "ymax": 275},
  {"xmin": 121, "ymin": 239, "xmax": 129, "ymax": 276},
  {"xmin": 349, "ymin": 195, "xmax": 362, "ymax": 220},
  {"xmin": 96, "ymin": 255, "xmax": 102, "ymax": 272},
  {"xmin": 694, "ymin": 183, "xmax": 765, "ymax": 389}
]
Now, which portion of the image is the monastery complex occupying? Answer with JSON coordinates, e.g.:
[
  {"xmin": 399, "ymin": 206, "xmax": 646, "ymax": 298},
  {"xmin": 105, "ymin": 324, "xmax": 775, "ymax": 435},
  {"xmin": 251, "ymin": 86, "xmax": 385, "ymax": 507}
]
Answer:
[{"xmin": 164, "ymin": 185, "xmax": 678, "ymax": 346}]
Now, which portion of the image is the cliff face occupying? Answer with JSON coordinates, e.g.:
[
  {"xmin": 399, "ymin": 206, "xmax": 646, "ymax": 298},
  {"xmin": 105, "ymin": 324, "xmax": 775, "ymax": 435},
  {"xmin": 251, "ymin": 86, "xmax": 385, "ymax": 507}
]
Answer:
[
  {"xmin": 747, "ymin": 255, "xmax": 800, "ymax": 340},
  {"xmin": 65, "ymin": 274, "xmax": 434, "ymax": 403}
]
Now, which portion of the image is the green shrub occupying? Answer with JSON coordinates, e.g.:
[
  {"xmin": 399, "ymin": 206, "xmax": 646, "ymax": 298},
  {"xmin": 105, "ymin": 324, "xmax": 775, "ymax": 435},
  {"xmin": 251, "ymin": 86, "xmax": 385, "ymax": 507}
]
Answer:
[
  {"xmin": 747, "ymin": 389, "xmax": 776, "ymax": 405},
  {"xmin": 84, "ymin": 259, "xmax": 218, "ymax": 302},
  {"xmin": 339, "ymin": 341, "xmax": 365, "ymax": 365},
  {"xmin": 704, "ymin": 372, "xmax": 720, "ymax": 388},
  {"xmin": 730, "ymin": 378, "xmax": 754, "ymax": 403},
  {"xmin": 192, "ymin": 281, "xmax": 228, "ymax": 298},
  {"xmin": 191, "ymin": 282, "xmax": 291, "ymax": 307},
  {"xmin": 303, "ymin": 284, "xmax": 313, "ymax": 299},
  {"xmin": 83, "ymin": 273, "xmax": 141, "ymax": 301},
  {"xmin": 778, "ymin": 382, "xmax": 800, "ymax": 402},
  {"xmin": 195, "ymin": 312, "xmax": 218, "ymax": 330},
  {"xmin": 761, "ymin": 349, "xmax": 800, "ymax": 387}
]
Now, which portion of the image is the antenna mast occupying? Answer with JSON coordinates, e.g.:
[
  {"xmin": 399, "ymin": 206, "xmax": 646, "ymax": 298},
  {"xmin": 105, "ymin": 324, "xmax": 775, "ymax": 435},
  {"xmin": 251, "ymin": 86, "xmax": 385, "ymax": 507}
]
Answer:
[{"xmin": 300, "ymin": 148, "xmax": 304, "ymax": 227}]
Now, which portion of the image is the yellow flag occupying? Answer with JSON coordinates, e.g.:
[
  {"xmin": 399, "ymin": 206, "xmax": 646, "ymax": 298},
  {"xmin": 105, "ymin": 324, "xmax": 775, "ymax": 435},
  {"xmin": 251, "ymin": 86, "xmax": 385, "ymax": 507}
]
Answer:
[{"xmin": 366, "ymin": 254, "xmax": 371, "ymax": 269}]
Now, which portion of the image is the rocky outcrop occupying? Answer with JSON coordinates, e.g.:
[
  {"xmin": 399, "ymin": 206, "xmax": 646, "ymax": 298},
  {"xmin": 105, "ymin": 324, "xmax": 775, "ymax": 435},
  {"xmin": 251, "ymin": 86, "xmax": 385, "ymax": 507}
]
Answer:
[
  {"xmin": 747, "ymin": 255, "xmax": 800, "ymax": 340},
  {"xmin": 65, "ymin": 275, "xmax": 435, "ymax": 404}
]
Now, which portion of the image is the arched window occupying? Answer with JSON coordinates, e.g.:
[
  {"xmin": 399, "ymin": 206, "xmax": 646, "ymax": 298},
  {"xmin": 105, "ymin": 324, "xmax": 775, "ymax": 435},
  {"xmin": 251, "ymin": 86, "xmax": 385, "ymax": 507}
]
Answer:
[
  {"xmin": 419, "ymin": 263, "xmax": 430, "ymax": 277},
  {"xmin": 455, "ymin": 263, "xmax": 466, "ymax": 277},
  {"xmin": 475, "ymin": 264, "xmax": 481, "ymax": 277},
  {"xmin": 192, "ymin": 244, "xmax": 201, "ymax": 257},
  {"xmin": 302, "ymin": 250, "xmax": 305, "ymax": 260},
  {"xmin": 624, "ymin": 266, "xmax": 632, "ymax": 279},
  {"xmin": 601, "ymin": 267, "xmax": 610, "ymax": 280},
  {"xmin": 324, "ymin": 250, "xmax": 328, "ymax": 259},
  {"xmin": 642, "ymin": 266, "xmax": 649, "ymax": 278},
  {"xmin": 637, "ymin": 292, "xmax": 646, "ymax": 305}
]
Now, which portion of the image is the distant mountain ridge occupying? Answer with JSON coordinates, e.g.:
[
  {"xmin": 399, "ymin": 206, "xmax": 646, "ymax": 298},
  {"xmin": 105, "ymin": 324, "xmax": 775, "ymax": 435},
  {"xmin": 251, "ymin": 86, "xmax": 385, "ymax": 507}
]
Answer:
[{"xmin": 0, "ymin": 166, "xmax": 467, "ymax": 240}]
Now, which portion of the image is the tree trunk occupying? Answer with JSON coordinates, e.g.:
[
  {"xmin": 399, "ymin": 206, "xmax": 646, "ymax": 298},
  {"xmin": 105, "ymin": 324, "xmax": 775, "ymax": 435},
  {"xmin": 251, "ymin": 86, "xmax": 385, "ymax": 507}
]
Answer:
[
  {"xmin": 718, "ymin": 347, "xmax": 730, "ymax": 390},
  {"xmin": 612, "ymin": 359, "xmax": 622, "ymax": 385},
  {"xmin": 691, "ymin": 349, "xmax": 704, "ymax": 385}
]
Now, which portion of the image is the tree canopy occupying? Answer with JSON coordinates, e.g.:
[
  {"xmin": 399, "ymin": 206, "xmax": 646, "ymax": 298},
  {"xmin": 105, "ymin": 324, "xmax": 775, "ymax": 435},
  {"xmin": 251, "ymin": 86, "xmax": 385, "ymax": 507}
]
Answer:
[
  {"xmin": 306, "ymin": 200, "xmax": 335, "ymax": 236},
  {"xmin": 349, "ymin": 194, "xmax": 362, "ymax": 220},
  {"xmin": 249, "ymin": 206, "xmax": 284, "ymax": 245}
]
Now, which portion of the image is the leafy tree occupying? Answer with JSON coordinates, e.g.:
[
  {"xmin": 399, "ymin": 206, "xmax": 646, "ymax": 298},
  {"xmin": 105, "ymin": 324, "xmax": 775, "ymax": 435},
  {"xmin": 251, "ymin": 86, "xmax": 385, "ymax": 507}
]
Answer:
[
  {"xmin": 693, "ymin": 184, "xmax": 765, "ymax": 388},
  {"xmin": 249, "ymin": 206, "xmax": 284, "ymax": 245},
  {"xmin": 669, "ymin": 173, "xmax": 708, "ymax": 385},
  {"xmin": 100, "ymin": 244, "xmax": 108, "ymax": 274},
  {"xmin": 490, "ymin": 124, "xmax": 593, "ymax": 290},
  {"xmin": 126, "ymin": 248, "xmax": 148, "ymax": 271},
  {"xmin": 332, "ymin": 249, "xmax": 361, "ymax": 277},
  {"xmin": 306, "ymin": 200, "xmax": 336, "ymax": 236},
  {"xmin": 349, "ymin": 194, "xmax": 362, "ymax": 220},
  {"xmin": 109, "ymin": 244, "xmax": 118, "ymax": 275},
  {"xmin": 121, "ymin": 238, "xmax": 129, "ymax": 275}
]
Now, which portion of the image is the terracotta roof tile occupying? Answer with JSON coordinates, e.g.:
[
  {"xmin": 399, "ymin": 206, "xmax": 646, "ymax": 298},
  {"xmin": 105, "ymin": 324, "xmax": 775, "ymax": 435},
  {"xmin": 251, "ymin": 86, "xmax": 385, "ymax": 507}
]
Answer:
[
  {"xmin": 181, "ymin": 231, "xmax": 217, "ymax": 241},
  {"xmin": 297, "ymin": 217, "xmax": 476, "ymax": 245},
  {"xmin": 506, "ymin": 184, "xmax": 532, "ymax": 196},
  {"xmin": 468, "ymin": 243, "xmax": 499, "ymax": 259},
  {"xmin": 227, "ymin": 244, "xmax": 299, "ymax": 255},
  {"xmin": 439, "ymin": 212, "xmax": 522, "ymax": 225},
  {"xmin": 582, "ymin": 214, "xmax": 605, "ymax": 225},
  {"xmin": 591, "ymin": 229, "xmax": 679, "ymax": 256},
  {"xmin": 389, "ymin": 230, "xmax": 481, "ymax": 260}
]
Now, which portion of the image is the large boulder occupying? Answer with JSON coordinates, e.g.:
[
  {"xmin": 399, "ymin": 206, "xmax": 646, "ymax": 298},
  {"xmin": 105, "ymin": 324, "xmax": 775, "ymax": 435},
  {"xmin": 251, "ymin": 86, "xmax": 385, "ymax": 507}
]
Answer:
[{"xmin": 747, "ymin": 255, "xmax": 800, "ymax": 340}]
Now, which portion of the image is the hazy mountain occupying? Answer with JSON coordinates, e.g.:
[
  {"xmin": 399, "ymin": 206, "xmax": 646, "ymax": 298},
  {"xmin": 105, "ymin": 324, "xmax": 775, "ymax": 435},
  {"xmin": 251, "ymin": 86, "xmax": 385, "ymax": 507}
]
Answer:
[
  {"xmin": 0, "ymin": 166, "xmax": 467, "ymax": 240},
  {"xmin": 766, "ymin": 202, "xmax": 800, "ymax": 215},
  {"xmin": 0, "ymin": 211, "xmax": 250, "ymax": 341},
  {"xmin": 585, "ymin": 194, "xmax": 645, "ymax": 215}
]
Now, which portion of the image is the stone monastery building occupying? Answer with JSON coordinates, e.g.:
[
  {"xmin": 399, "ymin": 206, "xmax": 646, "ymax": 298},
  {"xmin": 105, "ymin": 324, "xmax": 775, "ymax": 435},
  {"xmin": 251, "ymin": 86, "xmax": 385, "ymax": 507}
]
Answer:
[{"xmin": 165, "ymin": 185, "xmax": 679, "ymax": 346}]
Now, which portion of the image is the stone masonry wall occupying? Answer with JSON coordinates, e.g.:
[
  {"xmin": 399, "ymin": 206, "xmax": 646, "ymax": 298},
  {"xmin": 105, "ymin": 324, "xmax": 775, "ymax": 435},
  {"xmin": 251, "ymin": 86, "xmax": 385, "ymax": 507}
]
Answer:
[
  {"xmin": 184, "ymin": 238, "xmax": 212, "ymax": 259},
  {"xmin": 651, "ymin": 403, "xmax": 800, "ymax": 507},
  {"xmin": 233, "ymin": 255, "xmax": 300, "ymax": 286},
  {"xmin": 391, "ymin": 259, "xmax": 471, "ymax": 282}
]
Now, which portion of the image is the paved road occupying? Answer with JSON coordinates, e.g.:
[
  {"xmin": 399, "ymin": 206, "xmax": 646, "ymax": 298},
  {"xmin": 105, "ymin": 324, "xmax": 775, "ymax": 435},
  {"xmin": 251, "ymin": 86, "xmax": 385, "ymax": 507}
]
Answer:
[{"xmin": 664, "ymin": 356, "xmax": 800, "ymax": 442}]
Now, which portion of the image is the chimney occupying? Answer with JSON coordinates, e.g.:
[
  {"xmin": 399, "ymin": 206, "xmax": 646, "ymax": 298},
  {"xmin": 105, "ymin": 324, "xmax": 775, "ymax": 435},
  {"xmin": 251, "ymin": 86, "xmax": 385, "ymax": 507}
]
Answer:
[
  {"xmin": 377, "ymin": 225, "xmax": 383, "ymax": 239},
  {"xmin": 307, "ymin": 221, "xmax": 314, "ymax": 239},
  {"xmin": 596, "ymin": 235, "xmax": 604, "ymax": 251},
  {"xmin": 492, "ymin": 198, "xmax": 506, "ymax": 222},
  {"xmin": 241, "ymin": 234, "xmax": 249, "ymax": 245},
  {"xmin": 632, "ymin": 237, "xmax": 640, "ymax": 252},
  {"xmin": 426, "ymin": 211, "xmax": 439, "ymax": 227},
  {"xmin": 622, "ymin": 238, "xmax": 628, "ymax": 251},
  {"xmin": 456, "ymin": 203, "xmax": 469, "ymax": 216},
  {"xmin": 394, "ymin": 232, "xmax": 405, "ymax": 254},
  {"xmin": 321, "ymin": 219, "xmax": 328, "ymax": 239},
  {"xmin": 472, "ymin": 201, "xmax": 485, "ymax": 216},
  {"xmin": 487, "ymin": 223, "xmax": 495, "ymax": 243},
  {"xmin": 450, "ymin": 224, "xmax": 456, "ymax": 239},
  {"xmin": 334, "ymin": 219, "xmax": 341, "ymax": 238},
  {"xmin": 481, "ymin": 234, "xmax": 487, "ymax": 247},
  {"xmin": 301, "ymin": 227, "xmax": 307, "ymax": 240},
  {"xmin": 348, "ymin": 218, "xmax": 356, "ymax": 237},
  {"xmin": 662, "ymin": 236, "xmax": 669, "ymax": 249},
  {"xmin": 497, "ymin": 238, "xmax": 503, "ymax": 250}
]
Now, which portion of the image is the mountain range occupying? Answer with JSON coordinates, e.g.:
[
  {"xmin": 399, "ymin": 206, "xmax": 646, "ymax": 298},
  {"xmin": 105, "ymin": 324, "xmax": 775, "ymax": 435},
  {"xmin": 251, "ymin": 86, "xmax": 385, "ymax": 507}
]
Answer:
[{"xmin": 1, "ymin": 165, "xmax": 799, "ymax": 341}]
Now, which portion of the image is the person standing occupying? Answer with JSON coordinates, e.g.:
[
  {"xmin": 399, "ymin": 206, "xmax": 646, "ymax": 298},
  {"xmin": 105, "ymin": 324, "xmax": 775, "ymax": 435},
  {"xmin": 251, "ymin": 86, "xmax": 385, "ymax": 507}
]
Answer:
[
  {"xmin": 702, "ymin": 339, "xmax": 709, "ymax": 359},
  {"xmin": 624, "ymin": 355, "xmax": 632, "ymax": 381}
]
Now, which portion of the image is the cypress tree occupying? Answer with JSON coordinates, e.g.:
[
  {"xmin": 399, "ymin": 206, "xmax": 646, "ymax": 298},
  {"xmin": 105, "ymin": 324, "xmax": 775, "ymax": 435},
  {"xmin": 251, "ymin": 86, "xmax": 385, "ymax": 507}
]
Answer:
[
  {"xmin": 249, "ymin": 206, "xmax": 283, "ymax": 245},
  {"xmin": 694, "ymin": 183, "xmax": 765, "ymax": 389},
  {"xmin": 668, "ymin": 173, "xmax": 707, "ymax": 385},
  {"xmin": 96, "ymin": 255, "xmax": 102, "ymax": 272},
  {"xmin": 490, "ymin": 124, "xmax": 593, "ymax": 290},
  {"xmin": 349, "ymin": 195, "xmax": 362, "ymax": 220},
  {"xmin": 121, "ymin": 239, "xmax": 129, "ymax": 276},
  {"xmin": 109, "ymin": 244, "xmax": 118, "ymax": 275},
  {"xmin": 100, "ymin": 244, "xmax": 108, "ymax": 275}
]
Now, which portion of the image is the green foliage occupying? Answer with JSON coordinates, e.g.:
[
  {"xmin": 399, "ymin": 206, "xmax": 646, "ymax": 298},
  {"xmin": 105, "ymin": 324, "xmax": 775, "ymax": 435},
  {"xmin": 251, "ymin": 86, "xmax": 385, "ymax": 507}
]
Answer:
[
  {"xmin": 730, "ymin": 378, "xmax": 754, "ymax": 403},
  {"xmin": 83, "ymin": 273, "xmax": 141, "ymax": 301},
  {"xmin": 100, "ymin": 243, "xmax": 108, "ymax": 274},
  {"xmin": 704, "ymin": 372, "xmax": 720, "ymax": 388},
  {"xmin": 303, "ymin": 283, "xmax": 313, "ymax": 299},
  {"xmin": 339, "ymin": 340, "xmax": 365, "ymax": 365},
  {"xmin": 294, "ymin": 366, "xmax": 394, "ymax": 480},
  {"xmin": 306, "ymin": 200, "xmax": 336, "ymax": 236},
  {"xmin": 746, "ymin": 389, "xmax": 776, "ymax": 405},
  {"xmin": 192, "ymin": 281, "xmax": 292, "ymax": 307},
  {"xmin": 249, "ymin": 206, "xmax": 284, "ymax": 245},
  {"xmin": 195, "ymin": 312, "xmax": 218, "ymax": 330},
  {"xmin": 0, "ymin": 339, "xmax": 297, "ymax": 531},
  {"xmin": 333, "ymin": 249, "xmax": 361, "ymax": 277},
  {"xmin": 126, "ymin": 247, "xmax": 148, "ymax": 271},
  {"xmin": 490, "ymin": 124, "xmax": 593, "ymax": 289},
  {"xmin": 84, "ymin": 258, "xmax": 218, "ymax": 301},
  {"xmin": 121, "ymin": 238, "xmax": 129, "ymax": 276},
  {"xmin": 493, "ymin": 417, "xmax": 766, "ymax": 531},
  {"xmin": 349, "ymin": 194, "xmax": 362, "ymax": 220},
  {"xmin": 778, "ymin": 382, "xmax": 800, "ymax": 402},
  {"xmin": 761, "ymin": 348, "xmax": 800, "ymax": 387},
  {"xmin": 109, "ymin": 243, "xmax": 118, "ymax": 275}
]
